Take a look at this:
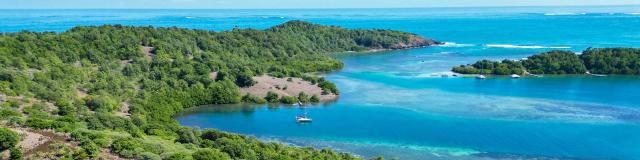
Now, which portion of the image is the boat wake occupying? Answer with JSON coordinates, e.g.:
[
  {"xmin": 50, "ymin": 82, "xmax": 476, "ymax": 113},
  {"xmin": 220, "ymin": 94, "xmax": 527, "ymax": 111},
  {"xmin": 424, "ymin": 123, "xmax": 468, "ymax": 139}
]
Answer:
[{"xmin": 485, "ymin": 44, "xmax": 571, "ymax": 49}]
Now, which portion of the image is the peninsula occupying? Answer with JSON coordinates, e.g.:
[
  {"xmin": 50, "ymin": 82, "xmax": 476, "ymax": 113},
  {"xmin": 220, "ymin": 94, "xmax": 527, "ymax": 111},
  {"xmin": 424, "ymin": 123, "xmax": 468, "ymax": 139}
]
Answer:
[{"xmin": 0, "ymin": 20, "xmax": 439, "ymax": 159}]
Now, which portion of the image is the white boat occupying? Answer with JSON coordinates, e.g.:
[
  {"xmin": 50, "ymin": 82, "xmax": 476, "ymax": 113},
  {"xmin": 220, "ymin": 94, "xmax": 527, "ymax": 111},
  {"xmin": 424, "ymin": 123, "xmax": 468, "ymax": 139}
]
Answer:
[
  {"xmin": 511, "ymin": 74, "xmax": 521, "ymax": 78},
  {"xmin": 586, "ymin": 71, "xmax": 607, "ymax": 77},
  {"xmin": 476, "ymin": 74, "xmax": 486, "ymax": 79},
  {"xmin": 296, "ymin": 113, "xmax": 312, "ymax": 122}
]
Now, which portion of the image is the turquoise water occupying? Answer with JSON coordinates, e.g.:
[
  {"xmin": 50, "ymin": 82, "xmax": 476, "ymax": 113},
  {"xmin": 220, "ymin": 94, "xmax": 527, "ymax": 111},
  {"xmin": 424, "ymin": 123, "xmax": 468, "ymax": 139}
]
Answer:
[{"xmin": 4, "ymin": 6, "xmax": 640, "ymax": 159}]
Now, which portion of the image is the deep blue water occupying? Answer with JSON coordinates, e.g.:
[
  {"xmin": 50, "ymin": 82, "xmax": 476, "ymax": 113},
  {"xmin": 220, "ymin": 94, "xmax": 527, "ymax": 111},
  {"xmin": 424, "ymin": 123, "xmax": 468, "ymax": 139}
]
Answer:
[{"xmin": 4, "ymin": 6, "xmax": 640, "ymax": 160}]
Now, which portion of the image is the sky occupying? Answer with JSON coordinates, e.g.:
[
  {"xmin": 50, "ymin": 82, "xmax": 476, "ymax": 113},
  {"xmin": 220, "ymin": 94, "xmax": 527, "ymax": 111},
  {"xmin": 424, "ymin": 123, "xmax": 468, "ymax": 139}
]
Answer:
[{"xmin": 2, "ymin": 0, "xmax": 640, "ymax": 9}]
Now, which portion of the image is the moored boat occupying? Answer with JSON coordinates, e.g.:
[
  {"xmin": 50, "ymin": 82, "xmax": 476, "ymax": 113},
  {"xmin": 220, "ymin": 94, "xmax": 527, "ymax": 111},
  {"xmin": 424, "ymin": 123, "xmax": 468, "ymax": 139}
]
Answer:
[{"xmin": 296, "ymin": 113, "xmax": 312, "ymax": 122}]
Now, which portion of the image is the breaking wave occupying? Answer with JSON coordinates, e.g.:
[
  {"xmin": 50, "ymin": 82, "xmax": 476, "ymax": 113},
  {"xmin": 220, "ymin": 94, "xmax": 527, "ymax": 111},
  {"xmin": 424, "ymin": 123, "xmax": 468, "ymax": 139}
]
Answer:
[
  {"xmin": 485, "ymin": 44, "xmax": 571, "ymax": 49},
  {"xmin": 544, "ymin": 12, "xmax": 587, "ymax": 16},
  {"xmin": 438, "ymin": 42, "xmax": 475, "ymax": 47}
]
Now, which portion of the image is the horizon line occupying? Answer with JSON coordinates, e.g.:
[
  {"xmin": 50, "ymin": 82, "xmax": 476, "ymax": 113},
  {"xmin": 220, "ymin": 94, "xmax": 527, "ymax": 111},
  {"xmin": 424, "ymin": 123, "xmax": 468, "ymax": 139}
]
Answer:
[{"xmin": 1, "ymin": 4, "xmax": 639, "ymax": 10}]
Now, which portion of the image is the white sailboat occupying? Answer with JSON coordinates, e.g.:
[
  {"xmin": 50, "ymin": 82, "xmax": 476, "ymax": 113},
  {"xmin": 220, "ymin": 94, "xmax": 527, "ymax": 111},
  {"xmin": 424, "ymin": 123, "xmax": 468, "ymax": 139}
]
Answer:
[
  {"xmin": 476, "ymin": 62, "xmax": 486, "ymax": 79},
  {"xmin": 296, "ymin": 113, "xmax": 312, "ymax": 122}
]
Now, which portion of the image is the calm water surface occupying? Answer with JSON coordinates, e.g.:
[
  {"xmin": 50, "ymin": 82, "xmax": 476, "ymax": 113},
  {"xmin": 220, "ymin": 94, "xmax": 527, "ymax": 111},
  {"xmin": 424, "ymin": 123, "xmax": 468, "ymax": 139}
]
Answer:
[{"xmin": 4, "ymin": 6, "xmax": 640, "ymax": 159}]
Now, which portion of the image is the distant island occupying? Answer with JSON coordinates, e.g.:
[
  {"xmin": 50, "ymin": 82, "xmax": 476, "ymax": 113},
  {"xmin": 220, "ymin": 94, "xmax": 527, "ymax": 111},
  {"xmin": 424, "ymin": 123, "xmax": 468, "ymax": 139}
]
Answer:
[
  {"xmin": 0, "ymin": 20, "xmax": 439, "ymax": 159},
  {"xmin": 452, "ymin": 48, "xmax": 640, "ymax": 76}
]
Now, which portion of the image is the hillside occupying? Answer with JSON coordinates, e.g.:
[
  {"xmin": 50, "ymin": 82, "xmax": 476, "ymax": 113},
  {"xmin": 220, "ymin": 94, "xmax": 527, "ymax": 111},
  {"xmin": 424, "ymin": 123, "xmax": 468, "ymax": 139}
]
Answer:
[{"xmin": 0, "ymin": 20, "xmax": 439, "ymax": 159}]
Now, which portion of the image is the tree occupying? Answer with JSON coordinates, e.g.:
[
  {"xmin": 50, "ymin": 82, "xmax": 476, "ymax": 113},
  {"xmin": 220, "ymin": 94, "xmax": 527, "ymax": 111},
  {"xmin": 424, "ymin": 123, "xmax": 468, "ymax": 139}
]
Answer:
[
  {"xmin": 310, "ymin": 95, "xmax": 320, "ymax": 103},
  {"xmin": 264, "ymin": 91, "xmax": 279, "ymax": 103},
  {"xmin": 176, "ymin": 127, "xmax": 200, "ymax": 144},
  {"xmin": 86, "ymin": 95, "xmax": 120, "ymax": 112},
  {"xmin": 0, "ymin": 128, "xmax": 19, "ymax": 151},
  {"xmin": 242, "ymin": 94, "xmax": 267, "ymax": 104},
  {"xmin": 166, "ymin": 152, "xmax": 193, "ymax": 160},
  {"xmin": 235, "ymin": 73, "xmax": 256, "ymax": 87},
  {"xmin": 192, "ymin": 148, "xmax": 230, "ymax": 160},
  {"xmin": 279, "ymin": 96, "xmax": 297, "ymax": 104},
  {"xmin": 137, "ymin": 152, "xmax": 161, "ymax": 160},
  {"xmin": 111, "ymin": 138, "xmax": 142, "ymax": 158},
  {"xmin": 298, "ymin": 92, "xmax": 309, "ymax": 103}
]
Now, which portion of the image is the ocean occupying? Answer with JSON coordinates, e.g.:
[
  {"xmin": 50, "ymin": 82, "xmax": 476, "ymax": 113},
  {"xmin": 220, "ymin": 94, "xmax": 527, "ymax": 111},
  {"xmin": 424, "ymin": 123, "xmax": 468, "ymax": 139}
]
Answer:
[{"xmin": 3, "ymin": 6, "xmax": 640, "ymax": 159}]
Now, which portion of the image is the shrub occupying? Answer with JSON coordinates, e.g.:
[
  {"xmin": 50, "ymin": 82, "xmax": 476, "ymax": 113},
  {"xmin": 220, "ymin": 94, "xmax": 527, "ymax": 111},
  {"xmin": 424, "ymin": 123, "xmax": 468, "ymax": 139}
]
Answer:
[
  {"xmin": 264, "ymin": 91, "xmax": 279, "ymax": 103},
  {"xmin": 111, "ymin": 138, "xmax": 142, "ymax": 158},
  {"xmin": 192, "ymin": 148, "xmax": 230, "ymax": 160},
  {"xmin": 25, "ymin": 117, "xmax": 56, "ymax": 129},
  {"xmin": 241, "ymin": 94, "xmax": 267, "ymax": 104},
  {"xmin": 176, "ymin": 127, "xmax": 200, "ymax": 144},
  {"xmin": 0, "ymin": 109, "xmax": 21, "ymax": 120},
  {"xmin": 138, "ymin": 152, "xmax": 162, "ymax": 160},
  {"xmin": 86, "ymin": 95, "xmax": 120, "ymax": 112},
  {"xmin": 0, "ymin": 128, "xmax": 19, "ymax": 151},
  {"xmin": 298, "ymin": 92, "xmax": 309, "ymax": 103},
  {"xmin": 165, "ymin": 152, "xmax": 193, "ymax": 160},
  {"xmin": 10, "ymin": 147, "xmax": 23, "ymax": 160},
  {"xmin": 310, "ymin": 95, "xmax": 320, "ymax": 103},
  {"xmin": 279, "ymin": 96, "xmax": 297, "ymax": 104}
]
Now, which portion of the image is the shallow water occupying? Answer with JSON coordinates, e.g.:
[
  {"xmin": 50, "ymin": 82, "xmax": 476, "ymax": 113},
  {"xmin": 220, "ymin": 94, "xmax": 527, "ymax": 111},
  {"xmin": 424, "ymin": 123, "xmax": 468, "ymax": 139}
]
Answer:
[{"xmin": 4, "ymin": 6, "xmax": 640, "ymax": 159}]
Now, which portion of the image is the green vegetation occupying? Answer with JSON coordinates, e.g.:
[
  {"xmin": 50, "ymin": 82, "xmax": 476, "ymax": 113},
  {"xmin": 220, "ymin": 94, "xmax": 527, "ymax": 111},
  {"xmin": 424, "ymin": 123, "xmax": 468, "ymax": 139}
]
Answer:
[
  {"xmin": 0, "ymin": 20, "xmax": 431, "ymax": 159},
  {"xmin": 310, "ymin": 95, "xmax": 321, "ymax": 103},
  {"xmin": 298, "ymin": 92, "xmax": 309, "ymax": 104},
  {"xmin": 241, "ymin": 94, "xmax": 267, "ymax": 104},
  {"xmin": 452, "ymin": 48, "xmax": 640, "ymax": 75},
  {"xmin": 452, "ymin": 59, "xmax": 524, "ymax": 75},
  {"xmin": 9, "ymin": 147, "xmax": 23, "ymax": 160},
  {"xmin": 0, "ymin": 128, "xmax": 19, "ymax": 151},
  {"xmin": 192, "ymin": 148, "xmax": 230, "ymax": 160},
  {"xmin": 264, "ymin": 91, "xmax": 279, "ymax": 103},
  {"xmin": 581, "ymin": 48, "xmax": 640, "ymax": 74},
  {"xmin": 279, "ymin": 96, "xmax": 298, "ymax": 104}
]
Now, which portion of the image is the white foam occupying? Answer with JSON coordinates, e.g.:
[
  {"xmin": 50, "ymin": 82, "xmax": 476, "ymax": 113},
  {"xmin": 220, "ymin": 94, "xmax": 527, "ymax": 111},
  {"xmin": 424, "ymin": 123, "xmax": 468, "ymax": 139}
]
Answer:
[
  {"xmin": 544, "ymin": 12, "xmax": 587, "ymax": 16},
  {"xmin": 185, "ymin": 16, "xmax": 194, "ymax": 19},
  {"xmin": 626, "ymin": 13, "xmax": 640, "ymax": 15},
  {"xmin": 437, "ymin": 42, "xmax": 474, "ymax": 47},
  {"xmin": 485, "ymin": 44, "xmax": 571, "ymax": 49},
  {"xmin": 415, "ymin": 71, "xmax": 458, "ymax": 78}
]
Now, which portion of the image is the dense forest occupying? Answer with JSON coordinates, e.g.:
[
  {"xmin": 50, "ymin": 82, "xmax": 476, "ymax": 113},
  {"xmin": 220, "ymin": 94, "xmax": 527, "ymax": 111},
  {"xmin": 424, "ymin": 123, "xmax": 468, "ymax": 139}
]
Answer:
[
  {"xmin": 452, "ymin": 48, "xmax": 640, "ymax": 75},
  {"xmin": 0, "ymin": 20, "xmax": 437, "ymax": 159}
]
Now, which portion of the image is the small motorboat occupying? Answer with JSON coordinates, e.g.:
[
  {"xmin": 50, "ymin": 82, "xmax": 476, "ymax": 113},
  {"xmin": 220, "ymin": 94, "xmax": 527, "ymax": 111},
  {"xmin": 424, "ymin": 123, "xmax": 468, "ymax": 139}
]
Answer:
[
  {"xmin": 296, "ymin": 113, "xmax": 312, "ymax": 122},
  {"xmin": 511, "ymin": 74, "xmax": 521, "ymax": 78},
  {"xmin": 476, "ymin": 74, "xmax": 486, "ymax": 79}
]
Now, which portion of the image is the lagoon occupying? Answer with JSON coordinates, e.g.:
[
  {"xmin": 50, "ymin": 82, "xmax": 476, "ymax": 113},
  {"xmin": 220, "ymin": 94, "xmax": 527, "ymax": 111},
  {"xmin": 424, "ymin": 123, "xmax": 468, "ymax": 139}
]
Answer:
[
  {"xmin": 5, "ymin": 6, "xmax": 640, "ymax": 159},
  {"xmin": 171, "ymin": 7, "xmax": 640, "ymax": 159}
]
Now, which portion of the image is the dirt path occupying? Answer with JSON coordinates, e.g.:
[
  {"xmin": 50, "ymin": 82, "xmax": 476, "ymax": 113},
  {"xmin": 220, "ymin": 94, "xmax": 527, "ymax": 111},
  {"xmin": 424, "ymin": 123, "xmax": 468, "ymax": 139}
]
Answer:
[{"xmin": 142, "ymin": 46, "xmax": 154, "ymax": 61}]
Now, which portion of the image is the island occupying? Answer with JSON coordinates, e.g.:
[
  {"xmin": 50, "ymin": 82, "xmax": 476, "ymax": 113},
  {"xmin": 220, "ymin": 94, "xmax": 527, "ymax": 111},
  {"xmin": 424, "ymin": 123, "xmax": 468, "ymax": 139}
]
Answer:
[
  {"xmin": 0, "ymin": 20, "xmax": 439, "ymax": 159},
  {"xmin": 452, "ymin": 48, "xmax": 640, "ymax": 76}
]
